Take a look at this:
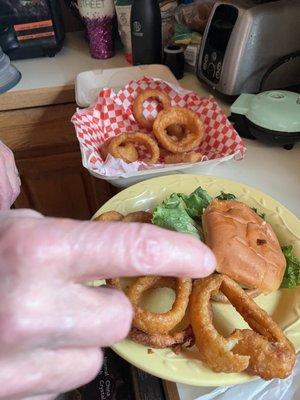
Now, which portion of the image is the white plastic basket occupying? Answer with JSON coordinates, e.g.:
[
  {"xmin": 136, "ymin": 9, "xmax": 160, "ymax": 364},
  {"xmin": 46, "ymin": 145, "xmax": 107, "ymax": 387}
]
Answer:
[{"xmin": 75, "ymin": 65, "xmax": 241, "ymax": 188}]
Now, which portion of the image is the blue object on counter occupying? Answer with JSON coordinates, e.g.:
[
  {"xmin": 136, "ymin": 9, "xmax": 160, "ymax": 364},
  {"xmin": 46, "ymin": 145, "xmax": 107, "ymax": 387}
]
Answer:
[{"xmin": 0, "ymin": 47, "xmax": 21, "ymax": 94}]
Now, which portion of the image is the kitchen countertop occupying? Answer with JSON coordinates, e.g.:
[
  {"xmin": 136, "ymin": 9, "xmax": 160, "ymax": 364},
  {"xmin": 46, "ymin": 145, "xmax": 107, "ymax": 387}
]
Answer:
[
  {"xmin": 8, "ymin": 31, "xmax": 295, "ymax": 216},
  {"xmin": 2, "ymin": 31, "xmax": 231, "ymax": 114},
  {"xmin": 11, "ymin": 32, "xmax": 128, "ymax": 92},
  {"xmin": 3, "ymin": 30, "xmax": 300, "ymax": 400}
]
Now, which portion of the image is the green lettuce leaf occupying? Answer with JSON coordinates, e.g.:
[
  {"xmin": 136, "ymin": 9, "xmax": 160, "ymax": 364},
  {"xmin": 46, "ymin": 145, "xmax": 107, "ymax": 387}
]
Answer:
[
  {"xmin": 152, "ymin": 186, "xmax": 299, "ymax": 292},
  {"xmin": 152, "ymin": 193, "xmax": 201, "ymax": 239},
  {"xmin": 152, "ymin": 187, "xmax": 213, "ymax": 239},
  {"xmin": 251, "ymin": 207, "xmax": 266, "ymax": 220},
  {"xmin": 216, "ymin": 191, "xmax": 237, "ymax": 201},
  {"xmin": 280, "ymin": 245, "xmax": 300, "ymax": 289},
  {"xmin": 179, "ymin": 187, "xmax": 213, "ymax": 219}
]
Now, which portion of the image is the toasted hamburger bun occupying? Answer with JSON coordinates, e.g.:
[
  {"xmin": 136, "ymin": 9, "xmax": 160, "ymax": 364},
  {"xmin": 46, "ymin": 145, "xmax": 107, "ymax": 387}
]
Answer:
[{"xmin": 202, "ymin": 200, "xmax": 286, "ymax": 302}]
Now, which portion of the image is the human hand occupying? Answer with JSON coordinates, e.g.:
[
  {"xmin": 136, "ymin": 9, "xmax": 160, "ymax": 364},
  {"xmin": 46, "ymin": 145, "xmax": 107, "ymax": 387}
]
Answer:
[
  {"xmin": 0, "ymin": 209, "xmax": 216, "ymax": 400},
  {"xmin": 0, "ymin": 141, "xmax": 21, "ymax": 210}
]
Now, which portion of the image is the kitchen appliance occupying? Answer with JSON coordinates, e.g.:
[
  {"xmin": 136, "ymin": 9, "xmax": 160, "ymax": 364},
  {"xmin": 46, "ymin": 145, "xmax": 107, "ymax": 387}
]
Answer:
[
  {"xmin": 197, "ymin": 0, "xmax": 300, "ymax": 96},
  {"xmin": 230, "ymin": 90, "xmax": 300, "ymax": 148},
  {"xmin": 0, "ymin": 0, "xmax": 65, "ymax": 60},
  {"xmin": 0, "ymin": 45, "xmax": 21, "ymax": 93}
]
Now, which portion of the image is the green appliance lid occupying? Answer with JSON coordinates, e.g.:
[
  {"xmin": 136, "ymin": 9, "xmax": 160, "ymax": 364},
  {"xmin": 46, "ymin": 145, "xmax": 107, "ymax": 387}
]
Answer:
[{"xmin": 230, "ymin": 91, "xmax": 300, "ymax": 133}]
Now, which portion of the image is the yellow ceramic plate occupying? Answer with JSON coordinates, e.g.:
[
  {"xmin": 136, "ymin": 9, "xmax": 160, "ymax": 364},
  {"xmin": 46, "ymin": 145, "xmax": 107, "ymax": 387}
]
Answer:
[{"xmin": 93, "ymin": 174, "xmax": 300, "ymax": 387}]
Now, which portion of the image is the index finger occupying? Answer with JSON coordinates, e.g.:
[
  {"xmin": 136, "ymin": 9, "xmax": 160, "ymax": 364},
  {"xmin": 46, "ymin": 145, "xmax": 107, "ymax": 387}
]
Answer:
[{"xmin": 17, "ymin": 218, "xmax": 216, "ymax": 281}]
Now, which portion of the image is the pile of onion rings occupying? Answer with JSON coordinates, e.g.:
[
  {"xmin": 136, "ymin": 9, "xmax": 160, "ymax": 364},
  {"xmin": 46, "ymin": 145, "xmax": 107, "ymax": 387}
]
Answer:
[
  {"xmin": 95, "ymin": 210, "xmax": 194, "ymax": 350},
  {"xmin": 94, "ymin": 208, "xmax": 296, "ymax": 380},
  {"xmin": 100, "ymin": 88, "xmax": 205, "ymax": 165},
  {"xmin": 190, "ymin": 274, "xmax": 295, "ymax": 379}
]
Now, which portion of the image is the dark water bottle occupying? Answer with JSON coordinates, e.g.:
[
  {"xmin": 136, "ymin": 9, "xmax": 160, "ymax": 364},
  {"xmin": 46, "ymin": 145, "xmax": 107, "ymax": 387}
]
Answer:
[{"xmin": 131, "ymin": 0, "xmax": 162, "ymax": 65}]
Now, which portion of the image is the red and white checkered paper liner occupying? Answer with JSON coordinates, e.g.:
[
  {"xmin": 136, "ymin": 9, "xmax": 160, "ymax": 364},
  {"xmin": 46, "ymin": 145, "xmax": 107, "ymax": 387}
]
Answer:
[{"xmin": 71, "ymin": 77, "xmax": 246, "ymax": 177}]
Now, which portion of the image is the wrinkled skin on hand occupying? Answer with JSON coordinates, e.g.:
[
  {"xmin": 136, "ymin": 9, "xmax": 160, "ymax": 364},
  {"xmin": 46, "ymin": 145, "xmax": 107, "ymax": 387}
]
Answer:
[
  {"xmin": 0, "ymin": 141, "xmax": 21, "ymax": 210},
  {"xmin": 0, "ymin": 210, "xmax": 216, "ymax": 400}
]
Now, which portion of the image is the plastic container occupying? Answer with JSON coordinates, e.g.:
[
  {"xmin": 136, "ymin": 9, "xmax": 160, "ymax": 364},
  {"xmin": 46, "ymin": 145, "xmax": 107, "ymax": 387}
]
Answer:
[
  {"xmin": 75, "ymin": 64, "xmax": 178, "ymax": 107},
  {"xmin": 0, "ymin": 47, "xmax": 21, "ymax": 93},
  {"xmin": 88, "ymin": 156, "xmax": 234, "ymax": 188},
  {"xmin": 75, "ymin": 65, "xmax": 243, "ymax": 188}
]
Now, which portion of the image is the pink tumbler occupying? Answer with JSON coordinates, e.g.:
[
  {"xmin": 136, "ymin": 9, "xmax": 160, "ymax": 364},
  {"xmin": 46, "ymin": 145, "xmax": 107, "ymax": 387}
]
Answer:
[{"xmin": 78, "ymin": 0, "xmax": 116, "ymax": 59}]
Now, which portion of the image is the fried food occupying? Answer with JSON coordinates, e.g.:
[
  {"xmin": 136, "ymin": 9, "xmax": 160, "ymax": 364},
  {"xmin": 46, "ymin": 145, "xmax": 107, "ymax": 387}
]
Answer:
[
  {"xmin": 166, "ymin": 124, "xmax": 185, "ymax": 141},
  {"xmin": 211, "ymin": 288, "xmax": 259, "ymax": 303},
  {"xmin": 106, "ymin": 278, "xmax": 123, "ymax": 290},
  {"xmin": 96, "ymin": 211, "xmax": 152, "ymax": 224},
  {"xmin": 127, "ymin": 277, "xmax": 192, "ymax": 334},
  {"xmin": 122, "ymin": 211, "xmax": 152, "ymax": 223},
  {"xmin": 93, "ymin": 211, "xmax": 124, "ymax": 222},
  {"xmin": 190, "ymin": 275, "xmax": 249, "ymax": 373},
  {"xmin": 203, "ymin": 200, "xmax": 287, "ymax": 295},
  {"xmin": 108, "ymin": 132, "xmax": 160, "ymax": 165},
  {"xmin": 101, "ymin": 90, "xmax": 206, "ymax": 166},
  {"xmin": 153, "ymin": 107, "xmax": 205, "ymax": 153},
  {"xmin": 190, "ymin": 274, "xmax": 295, "ymax": 378},
  {"xmin": 164, "ymin": 151, "xmax": 202, "ymax": 164},
  {"xmin": 133, "ymin": 89, "xmax": 171, "ymax": 130},
  {"xmin": 130, "ymin": 326, "xmax": 194, "ymax": 349},
  {"xmin": 100, "ymin": 138, "xmax": 139, "ymax": 163},
  {"xmin": 233, "ymin": 329, "xmax": 295, "ymax": 380},
  {"xmin": 95, "ymin": 184, "xmax": 297, "ymax": 381},
  {"xmin": 107, "ymin": 276, "xmax": 193, "ymax": 350}
]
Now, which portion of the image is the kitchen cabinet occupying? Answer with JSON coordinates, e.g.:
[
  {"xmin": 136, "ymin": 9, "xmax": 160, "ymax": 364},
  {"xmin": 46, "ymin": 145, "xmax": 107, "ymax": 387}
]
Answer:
[
  {"xmin": 0, "ymin": 100, "xmax": 113, "ymax": 219},
  {"xmin": 0, "ymin": 30, "xmax": 130, "ymax": 218}
]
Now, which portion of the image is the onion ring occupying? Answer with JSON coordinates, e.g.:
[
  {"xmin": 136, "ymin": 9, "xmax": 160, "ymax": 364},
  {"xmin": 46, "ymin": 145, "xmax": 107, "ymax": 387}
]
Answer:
[
  {"xmin": 100, "ymin": 138, "xmax": 139, "ymax": 163},
  {"xmin": 211, "ymin": 288, "xmax": 260, "ymax": 303},
  {"xmin": 122, "ymin": 211, "xmax": 153, "ymax": 223},
  {"xmin": 93, "ymin": 211, "xmax": 124, "ymax": 222},
  {"xmin": 127, "ymin": 276, "xmax": 192, "ymax": 335},
  {"xmin": 190, "ymin": 274, "xmax": 295, "ymax": 378},
  {"xmin": 153, "ymin": 107, "xmax": 205, "ymax": 153},
  {"xmin": 190, "ymin": 275, "xmax": 249, "ymax": 373},
  {"xmin": 164, "ymin": 151, "xmax": 202, "ymax": 164},
  {"xmin": 233, "ymin": 329, "xmax": 295, "ymax": 380},
  {"xmin": 133, "ymin": 89, "xmax": 171, "ymax": 129},
  {"xmin": 166, "ymin": 124, "xmax": 186, "ymax": 141},
  {"xmin": 130, "ymin": 326, "xmax": 194, "ymax": 349},
  {"xmin": 108, "ymin": 132, "xmax": 160, "ymax": 165},
  {"xmin": 106, "ymin": 278, "xmax": 123, "ymax": 290}
]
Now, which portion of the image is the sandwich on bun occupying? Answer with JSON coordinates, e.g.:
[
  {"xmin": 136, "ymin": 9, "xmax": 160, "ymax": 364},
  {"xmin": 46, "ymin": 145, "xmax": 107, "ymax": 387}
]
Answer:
[{"xmin": 203, "ymin": 199, "xmax": 286, "ymax": 302}]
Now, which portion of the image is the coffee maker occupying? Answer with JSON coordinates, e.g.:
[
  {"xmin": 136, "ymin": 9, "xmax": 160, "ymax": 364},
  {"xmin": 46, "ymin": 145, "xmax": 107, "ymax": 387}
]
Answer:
[{"xmin": 0, "ymin": 0, "xmax": 65, "ymax": 60}]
